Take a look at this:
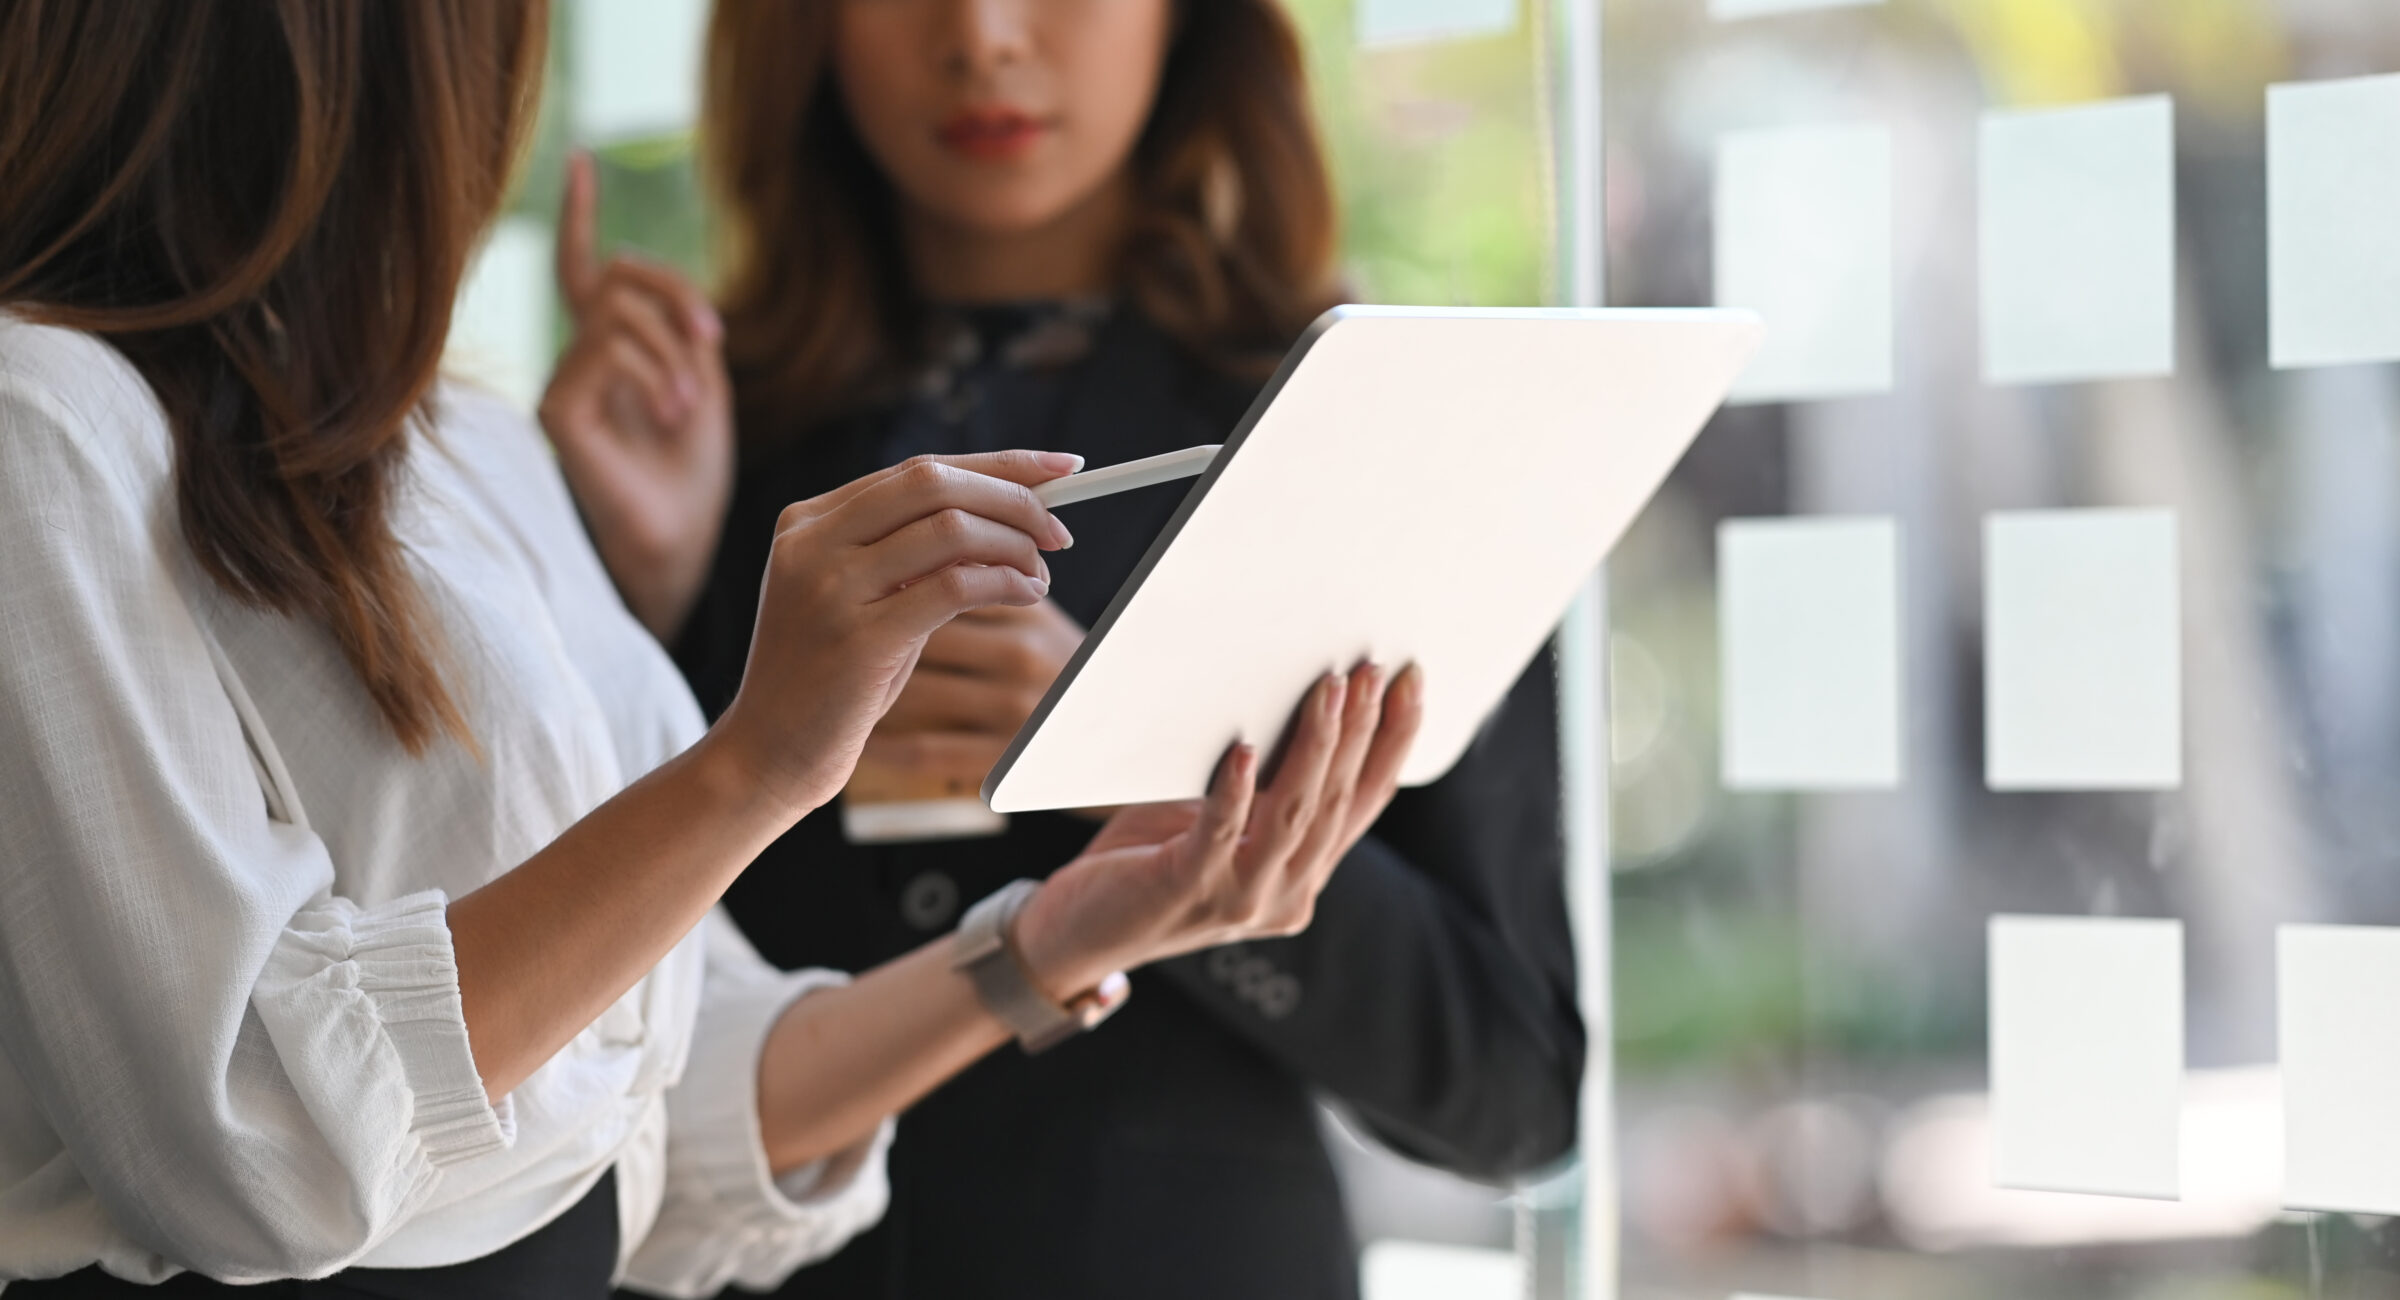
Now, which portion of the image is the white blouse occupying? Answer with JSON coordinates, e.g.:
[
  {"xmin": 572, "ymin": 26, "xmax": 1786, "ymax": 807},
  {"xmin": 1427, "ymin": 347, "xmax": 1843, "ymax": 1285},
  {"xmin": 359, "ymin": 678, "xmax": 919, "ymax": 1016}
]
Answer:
[{"xmin": 0, "ymin": 319, "xmax": 890, "ymax": 1293}]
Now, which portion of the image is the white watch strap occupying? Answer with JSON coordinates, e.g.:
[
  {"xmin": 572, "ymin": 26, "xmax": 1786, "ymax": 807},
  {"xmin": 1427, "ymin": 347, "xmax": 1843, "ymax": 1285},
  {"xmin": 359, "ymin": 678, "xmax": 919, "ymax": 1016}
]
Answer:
[{"xmin": 951, "ymin": 879, "xmax": 1129, "ymax": 1053}]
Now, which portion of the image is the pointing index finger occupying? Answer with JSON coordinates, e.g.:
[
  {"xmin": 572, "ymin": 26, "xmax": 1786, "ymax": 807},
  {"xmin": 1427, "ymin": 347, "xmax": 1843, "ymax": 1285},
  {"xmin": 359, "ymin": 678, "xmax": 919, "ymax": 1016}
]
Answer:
[{"xmin": 556, "ymin": 150, "xmax": 601, "ymax": 314}]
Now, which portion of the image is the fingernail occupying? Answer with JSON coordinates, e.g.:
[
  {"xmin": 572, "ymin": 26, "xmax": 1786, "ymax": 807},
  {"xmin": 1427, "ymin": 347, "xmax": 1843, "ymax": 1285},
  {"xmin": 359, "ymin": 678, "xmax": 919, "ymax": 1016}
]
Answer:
[
  {"xmin": 695, "ymin": 306, "xmax": 723, "ymax": 340},
  {"xmin": 1039, "ymin": 452, "xmax": 1085, "ymax": 474},
  {"xmin": 1051, "ymin": 516, "xmax": 1074, "ymax": 550}
]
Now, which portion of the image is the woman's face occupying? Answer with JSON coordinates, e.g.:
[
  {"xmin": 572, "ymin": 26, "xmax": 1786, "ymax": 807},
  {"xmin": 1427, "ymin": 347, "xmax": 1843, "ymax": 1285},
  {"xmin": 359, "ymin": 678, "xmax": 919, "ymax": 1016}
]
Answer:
[{"xmin": 832, "ymin": 0, "xmax": 1176, "ymax": 237}]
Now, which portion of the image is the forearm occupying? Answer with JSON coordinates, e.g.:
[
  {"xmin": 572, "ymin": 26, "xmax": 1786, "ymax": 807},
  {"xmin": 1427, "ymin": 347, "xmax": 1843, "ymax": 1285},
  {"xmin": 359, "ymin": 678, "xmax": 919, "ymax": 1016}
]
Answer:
[
  {"xmin": 752, "ymin": 936, "xmax": 1015, "ymax": 1174},
  {"xmin": 450, "ymin": 731, "xmax": 799, "ymax": 1100}
]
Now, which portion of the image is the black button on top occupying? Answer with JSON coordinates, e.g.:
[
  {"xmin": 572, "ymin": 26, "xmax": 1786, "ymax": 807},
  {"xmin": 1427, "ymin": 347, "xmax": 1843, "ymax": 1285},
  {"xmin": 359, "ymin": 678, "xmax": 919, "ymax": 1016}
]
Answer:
[{"xmin": 901, "ymin": 871, "xmax": 962, "ymax": 932}]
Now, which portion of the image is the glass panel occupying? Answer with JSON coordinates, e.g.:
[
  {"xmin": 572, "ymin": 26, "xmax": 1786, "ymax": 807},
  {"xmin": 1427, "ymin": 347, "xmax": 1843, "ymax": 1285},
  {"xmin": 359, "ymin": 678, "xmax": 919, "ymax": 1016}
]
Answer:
[
  {"xmin": 1602, "ymin": 0, "xmax": 2400, "ymax": 1295},
  {"xmin": 485, "ymin": 2, "xmax": 1567, "ymax": 1292}
]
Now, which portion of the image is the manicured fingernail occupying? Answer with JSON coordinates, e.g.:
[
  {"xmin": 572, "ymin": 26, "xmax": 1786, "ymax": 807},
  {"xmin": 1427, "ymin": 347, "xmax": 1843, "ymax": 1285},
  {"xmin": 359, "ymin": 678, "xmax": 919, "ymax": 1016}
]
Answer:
[
  {"xmin": 1040, "ymin": 452, "xmax": 1085, "ymax": 474},
  {"xmin": 1051, "ymin": 516, "xmax": 1074, "ymax": 550}
]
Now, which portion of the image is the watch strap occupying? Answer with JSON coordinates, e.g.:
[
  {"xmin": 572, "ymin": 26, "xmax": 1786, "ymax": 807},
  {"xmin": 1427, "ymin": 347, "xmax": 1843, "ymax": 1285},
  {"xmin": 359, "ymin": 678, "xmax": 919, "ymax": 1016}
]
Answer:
[{"xmin": 951, "ymin": 879, "xmax": 1129, "ymax": 1054}]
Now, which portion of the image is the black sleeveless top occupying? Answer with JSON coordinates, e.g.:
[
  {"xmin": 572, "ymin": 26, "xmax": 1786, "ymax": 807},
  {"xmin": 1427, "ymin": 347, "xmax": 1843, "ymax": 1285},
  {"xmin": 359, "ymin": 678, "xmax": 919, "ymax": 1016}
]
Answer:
[{"xmin": 12, "ymin": 1170, "xmax": 617, "ymax": 1300}]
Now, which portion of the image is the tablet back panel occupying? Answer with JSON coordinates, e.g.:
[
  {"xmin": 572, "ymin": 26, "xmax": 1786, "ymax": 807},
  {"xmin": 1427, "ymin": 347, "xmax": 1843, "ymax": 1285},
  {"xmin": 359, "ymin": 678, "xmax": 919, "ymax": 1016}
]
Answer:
[{"xmin": 984, "ymin": 306, "xmax": 1760, "ymax": 813}]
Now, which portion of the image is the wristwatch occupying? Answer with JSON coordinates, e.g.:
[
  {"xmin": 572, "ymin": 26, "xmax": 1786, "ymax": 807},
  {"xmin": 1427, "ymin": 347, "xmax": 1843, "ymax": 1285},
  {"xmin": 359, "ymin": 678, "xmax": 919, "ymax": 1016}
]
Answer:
[{"xmin": 951, "ymin": 879, "xmax": 1130, "ymax": 1053}]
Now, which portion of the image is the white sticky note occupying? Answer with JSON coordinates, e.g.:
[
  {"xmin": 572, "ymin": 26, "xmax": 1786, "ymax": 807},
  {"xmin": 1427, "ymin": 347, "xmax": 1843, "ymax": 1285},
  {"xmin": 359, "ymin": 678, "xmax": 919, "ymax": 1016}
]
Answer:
[
  {"xmin": 1357, "ymin": 0, "xmax": 1517, "ymax": 48},
  {"xmin": 1715, "ymin": 124, "xmax": 1895, "ymax": 404},
  {"xmin": 1710, "ymin": 0, "xmax": 1879, "ymax": 20},
  {"xmin": 446, "ymin": 218, "xmax": 555, "ymax": 416},
  {"xmin": 1980, "ymin": 97, "xmax": 2176, "ymax": 385},
  {"xmin": 1359, "ymin": 1242, "xmax": 1522, "ymax": 1300},
  {"xmin": 1990, "ymin": 915, "xmax": 2183, "ymax": 1200},
  {"xmin": 574, "ymin": 0, "xmax": 708, "ymax": 143},
  {"xmin": 1719, "ymin": 517, "xmax": 1902, "ymax": 789},
  {"xmin": 2269, "ymin": 75, "xmax": 2400, "ymax": 369},
  {"xmin": 1985, "ymin": 510, "xmax": 2181, "ymax": 790},
  {"xmin": 2280, "ymin": 925, "xmax": 2400, "ymax": 1215}
]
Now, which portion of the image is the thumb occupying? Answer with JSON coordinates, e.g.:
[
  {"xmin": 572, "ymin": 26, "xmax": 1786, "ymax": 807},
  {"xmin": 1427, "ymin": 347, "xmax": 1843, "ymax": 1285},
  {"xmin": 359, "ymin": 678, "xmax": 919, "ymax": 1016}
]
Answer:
[{"xmin": 556, "ymin": 150, "xmax": 601, "ymax": 313}]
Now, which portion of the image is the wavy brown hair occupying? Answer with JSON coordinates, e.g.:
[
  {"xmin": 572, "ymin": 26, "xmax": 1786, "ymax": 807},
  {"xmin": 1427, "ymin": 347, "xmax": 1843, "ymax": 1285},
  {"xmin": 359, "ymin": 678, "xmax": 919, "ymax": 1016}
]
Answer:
[
  {"xmin": 0, "ymin": 0, "xmax": 548, "ymax": 754},
  {"xmin": 703, "ymin": 0, "xmax": 1341, "ymax": 444}
]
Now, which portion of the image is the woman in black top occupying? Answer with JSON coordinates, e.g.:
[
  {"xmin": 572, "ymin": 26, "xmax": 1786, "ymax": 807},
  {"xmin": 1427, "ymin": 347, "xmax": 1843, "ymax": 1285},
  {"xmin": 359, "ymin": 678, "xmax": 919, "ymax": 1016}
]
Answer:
[{"xmin": 547, "ymin": 3, "xmax": 1585, "ymax": 1297}]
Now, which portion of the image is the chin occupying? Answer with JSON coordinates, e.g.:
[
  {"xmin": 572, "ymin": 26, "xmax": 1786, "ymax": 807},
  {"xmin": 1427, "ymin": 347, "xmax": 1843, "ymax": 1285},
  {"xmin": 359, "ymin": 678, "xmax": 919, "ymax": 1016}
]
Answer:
[{"xmin": 924, "ymin": 186, "xmax": 1087, "ymax": 241}]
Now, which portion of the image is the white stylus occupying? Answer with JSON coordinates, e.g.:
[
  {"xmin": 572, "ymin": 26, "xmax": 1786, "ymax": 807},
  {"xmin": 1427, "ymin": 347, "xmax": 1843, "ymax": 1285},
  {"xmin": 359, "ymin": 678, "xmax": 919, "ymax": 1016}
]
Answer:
[{"xmin": 1035, "ymin": 444, "xmax": 1222, "ymax": 509}]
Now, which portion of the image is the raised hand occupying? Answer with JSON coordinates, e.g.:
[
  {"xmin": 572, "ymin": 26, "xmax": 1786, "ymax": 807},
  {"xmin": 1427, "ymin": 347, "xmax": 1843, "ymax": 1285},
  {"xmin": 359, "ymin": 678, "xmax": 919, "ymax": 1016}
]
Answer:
[{"xmin": 537, "ymin": 150, "xmax": 734, "ymax": 641}]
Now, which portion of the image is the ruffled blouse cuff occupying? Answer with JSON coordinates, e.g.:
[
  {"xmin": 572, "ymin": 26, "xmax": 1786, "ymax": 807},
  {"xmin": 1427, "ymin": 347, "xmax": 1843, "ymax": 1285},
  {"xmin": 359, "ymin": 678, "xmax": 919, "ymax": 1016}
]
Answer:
[
  {"xmin": 258, "ymin": 889, "xmax": 513, "ymax": 1168},
  {"xmin": 622, "ymin": 969, "xmax": 893, "ymax": 1298}
]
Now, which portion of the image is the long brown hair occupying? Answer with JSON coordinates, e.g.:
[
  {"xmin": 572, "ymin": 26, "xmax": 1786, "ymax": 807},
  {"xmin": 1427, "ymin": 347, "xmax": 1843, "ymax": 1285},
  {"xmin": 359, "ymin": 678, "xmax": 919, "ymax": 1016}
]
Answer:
[
  {"xmin": 703, "ymin": 0, "xmax": 1341, "ymax": 443},
  {"xmin": 0, "ymin": 0, "xmax": 547, "ymax": 754}
]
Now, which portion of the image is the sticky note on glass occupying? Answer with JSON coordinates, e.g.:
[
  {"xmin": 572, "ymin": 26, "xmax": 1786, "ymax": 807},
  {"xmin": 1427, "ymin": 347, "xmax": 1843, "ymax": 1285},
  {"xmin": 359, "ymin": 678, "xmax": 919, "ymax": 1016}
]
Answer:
[
  {"xmin": 574, "ymin": 0, "xmax": 708, "ymax": 143},
  {"xmin": 2269, "ymin": 75, "xmax": 2400, "ymax": 369},
  {"xmin": 1980, "ymin": 97, "xmax": 2175, "ymax": 385},
  {"xmin": 1357, "ymin": 0, "xmax": 1517, "ymax": 48},
  {"xmin": 446, "ymin": 217, "xmax": 554, "ymax": 415},
  {"xmin": 1985, "ymin": 510, "xmax": 2181, "ymax": 790},
  {"xmin": 2280, "ymin": 925, "xmax": 2400, "ymax": 1215},
  {"xmin": 1716, "ymin": 124, "xmax": 1895, "ymax": 404},
  {"xmin": 1710, "ymin": 0, "xmax": 1879, "ymax": 19},
  {"xmin": 1719, "ymin": 517, "xmax": 1902, "ymax": 790},
  {"xmin": 1359, "ymin": 1242, "xmax": 1523, "ymax": 1300},
  {"xmin": 1990, "ymin": 915, "xmax": 2183, "ymax": 1200}
]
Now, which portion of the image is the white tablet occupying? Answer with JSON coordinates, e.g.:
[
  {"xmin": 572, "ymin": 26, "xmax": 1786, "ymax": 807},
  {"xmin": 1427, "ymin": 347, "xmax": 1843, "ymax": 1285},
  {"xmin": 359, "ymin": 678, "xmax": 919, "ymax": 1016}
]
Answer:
[{"xmin": 982, "ymin": 305, "xmax": 1762, "ymax": 814}]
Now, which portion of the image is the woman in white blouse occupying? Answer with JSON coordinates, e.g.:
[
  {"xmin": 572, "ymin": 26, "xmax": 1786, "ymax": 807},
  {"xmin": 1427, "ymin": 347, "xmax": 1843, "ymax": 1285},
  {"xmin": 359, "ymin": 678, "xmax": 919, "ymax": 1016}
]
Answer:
[{"xmin": 0, "ymin": 3, "xmax": 1419, "ymax": 1296}]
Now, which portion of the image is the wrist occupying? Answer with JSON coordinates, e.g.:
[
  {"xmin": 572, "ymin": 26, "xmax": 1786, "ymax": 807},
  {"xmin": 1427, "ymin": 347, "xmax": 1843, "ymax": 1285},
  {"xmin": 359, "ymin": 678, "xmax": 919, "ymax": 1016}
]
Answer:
[
  {"xmin": 954, "ymin": 880, "xmax": 1130, "ymax": 1054},
  {"xmin": 690, "ymin": 720, "xmax": 825, "ymax": 830},
  {"xmin": 1007, "ymin": 878, "xmax": 1135, "ymax": 1004}
]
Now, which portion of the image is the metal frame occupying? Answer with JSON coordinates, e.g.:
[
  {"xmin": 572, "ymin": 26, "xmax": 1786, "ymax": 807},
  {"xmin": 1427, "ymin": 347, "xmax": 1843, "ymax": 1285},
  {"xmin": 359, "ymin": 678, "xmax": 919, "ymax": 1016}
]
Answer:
[{"xmin": 1548, "ymin": 0, "xmax": 1612, "ymax": 1295}]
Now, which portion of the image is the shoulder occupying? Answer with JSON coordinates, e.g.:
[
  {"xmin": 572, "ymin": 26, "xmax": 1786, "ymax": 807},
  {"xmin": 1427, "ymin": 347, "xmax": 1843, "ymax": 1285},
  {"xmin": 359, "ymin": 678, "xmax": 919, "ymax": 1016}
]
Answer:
[
  {"xmin": 423, "ymin": 380, "xmax": 582, "ymax": 534},
  {"xmin": 428, "ymin": 379, "xmax": 554, "ymax": 480},
  {"xmin": 0, "ymin": 315, "xmax": 167, "ymax": 443},
  {"xmin": 0, "ymin": 315, "xmax": 177, "ymax": 512}
]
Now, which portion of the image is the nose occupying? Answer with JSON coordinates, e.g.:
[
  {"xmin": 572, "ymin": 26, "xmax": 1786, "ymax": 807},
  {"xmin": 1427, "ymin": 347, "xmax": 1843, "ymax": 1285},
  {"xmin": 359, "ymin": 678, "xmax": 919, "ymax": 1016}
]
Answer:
[{"xmin": 937, "ymin": 0, "xmax": 1032, "ymax": 79}]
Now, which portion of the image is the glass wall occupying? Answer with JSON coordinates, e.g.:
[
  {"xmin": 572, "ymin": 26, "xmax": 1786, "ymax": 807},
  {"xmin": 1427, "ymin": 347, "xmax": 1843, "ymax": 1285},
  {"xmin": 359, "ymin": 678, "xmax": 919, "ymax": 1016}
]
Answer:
[
  {"xmin": 1600, "ymin": 1, "xmax": 2400, "ymax": 1297},
  {"xmin": 443, "ymin": 3, "xmax": 1568, "ymax": 1298}
]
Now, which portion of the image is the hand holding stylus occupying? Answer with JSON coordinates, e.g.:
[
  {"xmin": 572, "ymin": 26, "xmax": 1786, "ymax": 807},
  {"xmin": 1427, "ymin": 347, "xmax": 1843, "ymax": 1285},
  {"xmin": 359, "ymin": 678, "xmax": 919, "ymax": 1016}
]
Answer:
[{"xmin": 713, "ymin": 450, "xmax": 1083, "ymax": 816}]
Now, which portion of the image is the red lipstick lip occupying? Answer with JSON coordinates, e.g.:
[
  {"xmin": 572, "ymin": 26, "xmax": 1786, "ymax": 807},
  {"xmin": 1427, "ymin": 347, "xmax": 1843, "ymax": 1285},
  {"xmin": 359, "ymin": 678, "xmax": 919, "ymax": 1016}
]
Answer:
[{"xmin": 936, "ymin": 106, "xmax": 1050, "ymax": 161}]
